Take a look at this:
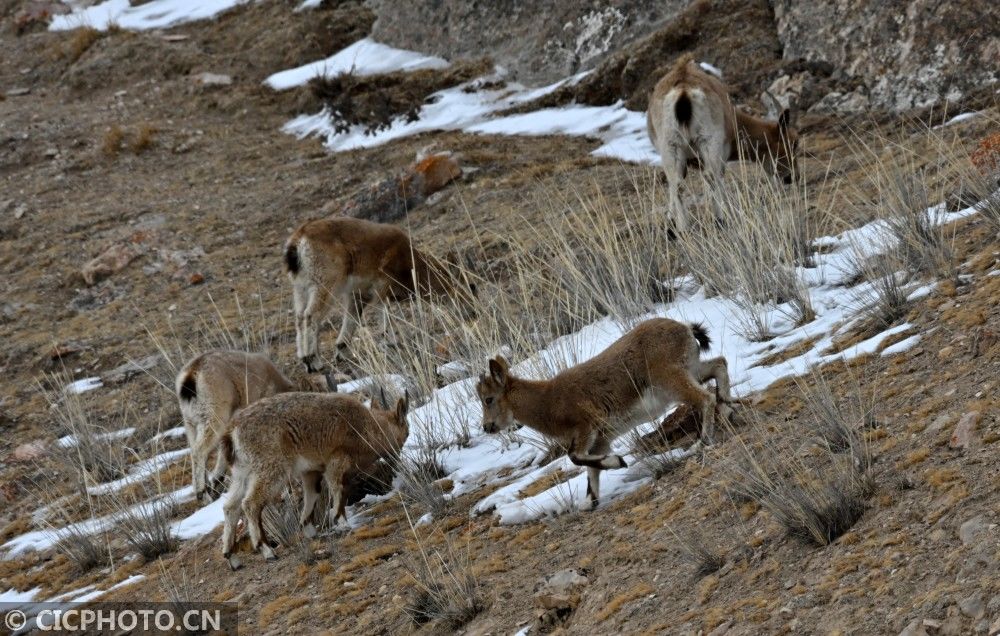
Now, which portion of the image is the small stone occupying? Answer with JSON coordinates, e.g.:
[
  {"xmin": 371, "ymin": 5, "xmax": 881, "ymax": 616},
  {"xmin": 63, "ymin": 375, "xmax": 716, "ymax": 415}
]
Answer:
[
  {"xmin": 779, "ymin": 606, "xmax": 794, "ymax": 617},
  {"xmin": 44, "ymin": 148, "xmax": 58, "ymax": 158},
  {"xmin": 11, "ymin": 441, "xmax": 48, "ymax": 462},
  {"xmin": 533, "ymin": 569, "xmax": 589, "ymax": 611},
  {"xmin": 950, "ymin": 411, "xmax": 981, "ymax": 449},
  {"xmin": 189, "ymin": 272, "xmax": 205, "ymax": 285},
  {"xmin": 708, "ymin": 620, "xmax": 733, "ymax": 636},
  {"xmin": 988, "ymin": 615, "xmax": 1000, "ymax": 635},
  {"xmin": 194, "ymin": 72, "xmax": 233, "ymax": 86},
  {"xmin": 959, "ymin": 515, "xmax": 989, "ymax": 546},
  {"xmin": 923, "ymin": 618, "xmax": 942, "ymax": 630},
  {"xmin": 7, "ymin": 87, "xmax": 30, "ymax": 96},
  {"xmin": 927, "ymin": 413, "xmax": 953, "ymax": 434},
  {"xmin": 900, "ymin": 619, "xmax": 929, "ymax": 636},
  {"xmin": 937, "ymin": 346, "xmax": 954, "ymax": 359},
  {"xmin": 14, "ymin": 204, "xmax": 27, "ymax": 219},
  {"xmin": 960, "ymin": 594, "xmax": 985, "ymax": 620}
]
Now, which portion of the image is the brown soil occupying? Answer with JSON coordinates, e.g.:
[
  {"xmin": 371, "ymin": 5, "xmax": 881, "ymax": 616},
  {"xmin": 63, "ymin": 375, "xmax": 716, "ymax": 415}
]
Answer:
[{"xmin": 1, "ymin": 3, "xmax": 998, "ymax": 635}]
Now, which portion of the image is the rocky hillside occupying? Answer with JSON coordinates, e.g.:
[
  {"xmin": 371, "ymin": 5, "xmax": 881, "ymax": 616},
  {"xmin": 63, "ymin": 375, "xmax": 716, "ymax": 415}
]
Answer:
[{"xmin": 1, "ymin": 1, "xmax": 998, "ymax": 635}]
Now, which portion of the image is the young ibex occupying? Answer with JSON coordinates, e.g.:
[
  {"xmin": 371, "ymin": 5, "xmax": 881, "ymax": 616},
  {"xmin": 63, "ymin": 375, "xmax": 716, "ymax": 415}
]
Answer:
[
  {"xmin": 285, "ymin": 216, "xmax": 476, "ymax": 373},
  {"xmin": 219, "ymin": 391, "xmax": 409, "ymax": 567},
  {"xmin": 647, "ymin": 55, "xmax": 800, "ymax": 232},
  {"xmin": 476, "ymin": 318, "xmax": 733, "ymax": 509},
  {"xmin": 176, "ymin": 350, "xmax": 299, "ymax": 503}
]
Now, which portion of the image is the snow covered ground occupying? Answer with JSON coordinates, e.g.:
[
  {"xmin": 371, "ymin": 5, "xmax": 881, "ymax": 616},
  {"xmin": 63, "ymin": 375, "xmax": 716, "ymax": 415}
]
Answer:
[{"xmin": 50, "ymin": 0, "xmax": 251, "ymax": 31}]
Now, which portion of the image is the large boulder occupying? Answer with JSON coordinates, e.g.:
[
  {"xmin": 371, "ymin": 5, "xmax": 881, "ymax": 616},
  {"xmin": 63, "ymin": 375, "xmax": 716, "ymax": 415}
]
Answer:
[
  {"xmin": 772, "ymin": 0, "xmax": 1000, "ymax": 112},
  {"xmin": 369, "ymin": 0, "xmax": 688, "ymax": 85}
]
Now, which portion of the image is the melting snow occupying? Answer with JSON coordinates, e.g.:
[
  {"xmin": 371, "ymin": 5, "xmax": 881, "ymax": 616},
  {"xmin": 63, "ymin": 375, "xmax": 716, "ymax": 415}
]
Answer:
[
  {"xmin": 64, "ymin": 377, "xmax": 102, "ymax": 395},
  {"xmin": 50, "ymin": 0, "xmax": 250, "ymax": 31},
  {"xmin": 265, "ymin": 38, "xmax": 449, "ymax": 91},
  {"xmin": 56, "ymin": 426, "xmax": 135, "ymax": 449}
]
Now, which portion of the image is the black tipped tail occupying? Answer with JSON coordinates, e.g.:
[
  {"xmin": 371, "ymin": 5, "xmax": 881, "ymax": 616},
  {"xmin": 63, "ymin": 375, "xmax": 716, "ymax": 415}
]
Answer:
[
  {"xmin": 220, "ymin": 433, "xmax": 235, "ymax": 467},
  {"xmin": 179, "ymin": 372, "xmax": 197, "ymax": 401},
  {"xmin": 285, "ymin": 243, "xmax": 300, "ymax": 274},
  {"xmin": 674, "ymin": 93, "xmax": 692, "ymax": 126},
  {"xmin": 690, "ymin": 322, "xmax": 711, "ymax": 351}
]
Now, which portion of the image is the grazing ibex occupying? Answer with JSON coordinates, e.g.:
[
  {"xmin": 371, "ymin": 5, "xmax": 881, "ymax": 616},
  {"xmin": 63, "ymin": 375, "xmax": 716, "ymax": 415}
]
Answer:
[
  {"xmin": 177, "ymin": 350, "xmax": 318, "ymax": 503},
  {"xmin": 219, "ymin": 391, "xmax": 409, "ymax": 567},
  {"xmin": 476, "ymin": 318, "xmax": 733, "ymax": 509},
  {"xmin": 647, "ymin": 55, "xmax": 800, "ymax": 232},
  {"xmin": 285, "ymin": 217, "xmax": 476, "ymax": 373}
]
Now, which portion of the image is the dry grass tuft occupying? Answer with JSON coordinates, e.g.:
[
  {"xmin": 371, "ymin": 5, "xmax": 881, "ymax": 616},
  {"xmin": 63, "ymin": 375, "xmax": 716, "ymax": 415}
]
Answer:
[
  {"xmin": 66, "ymin": 27, "xmax": 102, "ymax": 63},
  {"xmin": 401, "ymin": 506, "xmax": 483, "ymax": 630},
  {"xmin": 725, "ymin": 371, "xmax": 874, "ymax": 546},
  {"xmin": 595, "ymin": 582, "xmax": 654, "ymax": 622},
  {"xmin": 102, "ymin": 125, "xmax": 125, "ymax": 158},
  {"xmin": 131, "ymin": 123, "xmax": 157, "ymax": 154}
]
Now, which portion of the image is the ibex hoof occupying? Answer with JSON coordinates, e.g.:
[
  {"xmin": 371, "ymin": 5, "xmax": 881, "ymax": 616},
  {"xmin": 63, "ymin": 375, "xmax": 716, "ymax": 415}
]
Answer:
[
  {"xmin": 588, "ymin": 498, "xmax": 599, "ymax": 511},
  {"xmin": 225, "ymin": 554, "xmax": 242, "ymax": 571},
  {"xmin": 261, "ymin": 544, "xmax": 278, "ymax": 561}
]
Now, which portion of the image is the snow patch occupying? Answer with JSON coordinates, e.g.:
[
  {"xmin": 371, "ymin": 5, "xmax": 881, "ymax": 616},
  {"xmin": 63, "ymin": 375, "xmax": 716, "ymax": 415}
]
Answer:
[
  {"xmin": 51, "ymin": 0, "xmax": 250, "ymax": 32},
  {"xmin": 265, "ymin": 38, "xmax": 449, "ymax": 91}
]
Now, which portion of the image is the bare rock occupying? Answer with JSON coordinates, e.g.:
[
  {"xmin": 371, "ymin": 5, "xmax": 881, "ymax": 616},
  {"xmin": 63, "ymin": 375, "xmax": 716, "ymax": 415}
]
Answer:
[
  {"xmin": 81, "ymin": 241, "xmax": 143, "ymax": 286},
  {"xmin": 988, "ymin": 615, "xmax": 1000, "ymax": 635},
  {"xmin": 959, "ymin": 515, "xmax": 990, "ymax": 546},
  {"xmin": 102, "ymin": 354, "xmax": 162, "ymax": 386},
  {"xmin": 707, "ymin": 620, "xmax": 733, "ymax": 636},
  {"xmin": 194, "ymin": 72, "xmax": 233, "ymax": 87},
  {"xmin": 773, "ymin": 0, "xmax": 1000, "ymax": 113},
  {"xmin": 900, "ymin": 619, "xmax": 929, "ymax": 636},
  {"xmin": 949, "ymin": 411, "xmax": 981, "ymax": 449},
  {"xmin": 960, "ymin": 594, "xmax": 985, "ymax": 620},
  {"xmin": 533, "ymin": 569, "xmax": 589, "ymax": 632}
]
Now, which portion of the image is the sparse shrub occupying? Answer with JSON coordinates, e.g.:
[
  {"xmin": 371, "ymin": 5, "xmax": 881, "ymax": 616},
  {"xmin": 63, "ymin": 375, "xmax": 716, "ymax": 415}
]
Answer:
[
  {"xmin": 45, "ymin": 375, "xmax": 129, "ymax": 488},
  {"xmin": 115, "ymin": 498, "xmax": 178, "ymax": 561},
  {"xmin": 53, "ymin": 526, "xmax": 111, "ymax": 574},
  {"xmin": 881, "ymin": 167, "xmax": 956, "ymax": 280},
  {"xmin": 66, "ymin": 27, "xmax": 102, "ymax": 63},
  {"xmin": 676, "ymin": 166, "xmax": 823, "ymax": 341},
  {"xmin": 131, "ymin": 123, "xmax": 157, "ymax": 154},
  {"xmin": 263, "ymin": 498, "xmax": 314, "ymax": 564},
  {"xmin": 102, "ymin": 125, "xmax": 125, "ymax": 158},
  {"xmin": 669, "ymin": 528, "xmax": 725, "ymax": 577},
  {"xmin": 849, "ymin": 252, "xmax": 909, "ymax": 329},
  {"xmin": 396, "ymin": 444, "xmax": 449, "ymax": 516},
  {"xmin": 402, "ymin": 539, "xmax": 482, "ymax": 629},
  {"xmin": 726, "ymin": 373, "xmax": 874, "ymax": 546}
]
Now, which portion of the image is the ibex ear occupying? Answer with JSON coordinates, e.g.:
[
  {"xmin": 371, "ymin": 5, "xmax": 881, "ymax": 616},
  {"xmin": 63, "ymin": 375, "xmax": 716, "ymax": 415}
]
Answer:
[
  {"xmin": 396, "ymin": 391, "xmax": 409, "ymax": 421},
  {"xmin": 489, "ymin": 356, "xmax": 509, "ymax": 385},
  {"xmin": 378, "ymin": 387, "xmax": 390, "ymax": 410},
  {"xmin": 778, "ymin": 109, "xmax": 792, "ymax": 132}
]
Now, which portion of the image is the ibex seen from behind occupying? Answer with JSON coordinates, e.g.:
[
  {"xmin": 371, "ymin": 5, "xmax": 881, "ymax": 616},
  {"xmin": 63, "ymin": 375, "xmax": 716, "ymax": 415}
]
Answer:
[
  {"xmin": 285, "ymin": 217, "xmax": 475, "ymax": 373},
  {"xmin": 176, "ymin": 350, "xmax": 299, "ymax": 503},
  {"xmin": 647, "ymin": 55, "xmax": 800, "ymax": 232}
]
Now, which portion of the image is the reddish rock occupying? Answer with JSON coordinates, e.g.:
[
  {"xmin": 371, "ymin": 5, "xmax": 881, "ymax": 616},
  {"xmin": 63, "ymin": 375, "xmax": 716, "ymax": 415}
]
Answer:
[{"xmin": 189, "ymin": 272, "xmax": 205, "ymax": 285}]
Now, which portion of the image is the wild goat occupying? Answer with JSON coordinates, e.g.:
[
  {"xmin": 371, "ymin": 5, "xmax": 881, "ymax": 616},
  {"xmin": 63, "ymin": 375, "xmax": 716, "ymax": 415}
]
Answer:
[
  {"xmin": 476, "ymin": 318, "xmax": 733, "ymax": 509},
  {"xmin": 647, "ymin": 55, "xmax": 800, "ymax": 232},
  {"xmin": 219, "ymin": 391, "xmax": 409, "ymax": 567},
  {"xmin": 177, "ymin": 350, "xmax": 305, "ymax": 503},
  {"xmin": 285, "ymin": 216, "xmax": 476, "ymax": 373}
]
